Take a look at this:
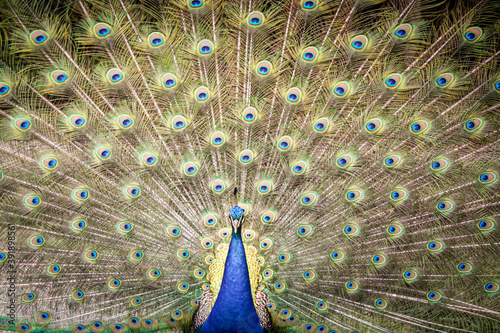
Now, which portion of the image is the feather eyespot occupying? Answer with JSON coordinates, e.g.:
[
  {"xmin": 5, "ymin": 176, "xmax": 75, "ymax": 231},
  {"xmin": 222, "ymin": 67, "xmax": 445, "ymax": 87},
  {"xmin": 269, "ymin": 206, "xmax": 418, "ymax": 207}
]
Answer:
[
  {"xmin": 28, "ymin": 235, "xmax": 45, "ymax": 248},
  {"xmin": 148, "ymin": 32, "xmax": 165, "ymax": 48},
  {"xmin": 68, "ymin": 115, "xmax": 86, "ymax": 128},
  {"xmin": 263, "ymin": 268, "xmax": 274, "ymax": 280},
  {"xmin": 303, "ymin": 324, "xmax": 316, "ymax": 332},
  {"xmin": 112, "ymin": 323, "xmax": 125, "ymax": 332},
  {"xmin": 386, "ymin": 223, "xmax": 404, "ymax": 237},
  {"xmin": 300, "ymin": 192, "xmax": 318, "ymax": 206},
  {"xmin": 285, "ymin": 87, "xmax": 302, "ymax": 104},
  {"xmin": 70, "ymin": 218, "xmax": 87, "ymax": 233},
  {"xmin": 95, "ymin": 147, "xmax": 112, "ymax": 161},
  {"xmin": 431, "ymin": 158, "xmax": 450, "ymax": 172},
  {"xmin": 317, "ymin": 301, "xmax": 328, "ymax": 311},
  {"xmin": 107, "ymin": 277, "xmax": 121, "ymax": 291},
  {"xmin": 371, "ymin": 254, "xmax": 388, "ymax": 267},
  {"xmin": 177, "ymin": 282, "xmax": 189, "ymax": 293},
  {"xmin": 343, "ymin": 223, "xmax": 360, "ymax": 237},
  {"xmin": 303, "ymin": 269, "xmax": 317, "ymax": 282},
  {"xmin": 255, "ymin": 60, "xmax": 272, "ymax": 77},
  {"xmin": 204, "ymin": 254, "xmax": 214, "ymax": 264},
  {"xmin": 336, "ymin": 154, "xmax": 354, "ymax": 169},
  {"xmin": 21, "ymin": 293, "xmax": 36, "ymax": 304},
  {"xmin": 171, "ymin": 115, "xmax": 188, "ymax": 130},
  {"xmin": 477, "ymin": 218, "xmax": 495, "ymax": 233},
  {"xmin": 330, "ymin": 249, "xmax": 346, "ymax": 263},
  {"xmin": 277, "ymin": 136, "xmax": 293, "ymax": 152},
  {"xmin": 210, "ymin": 131, "xmax": 226, "ymax": 147},
  {"xmin": 106, "ymin": 68, "xmax": 124, "ymax": 84},
  {"xmin": 72, "ymin": 289, "xmax": 85, "ymax": 303},
  {"xmin": 165, "ymin": 225, "xmax": 181, "ymax": 238},
  {"xmin": 201, "ymin": 237, "xmax": 213, "ymax": 249},
  {"xmin": 427, "ymin": 240, "xmax": 445, "ymax": 253},
  {"xmin": 194, "ymin": 86, "xmax": 211, "ymax": 103},
  {"xmin": 351, "ymin": 35, "xmax": 368, "ymax": 51},
  {"xmin": 257, "ymin": 180, "xmax": 273, "ymax": 195},
  {"xmin": 171, "ymin": 310, "xmax": 183, "ymax": 320},
  {"xmin": 71, "ymin": 187, "xmax": 89, "ymax": 202},
  {"xmin": 297, "ymin": 224, "xmax": 313, "ymax": 238},
  {"xmin": 0, "ymin": 252, "xmax": 6, "ymax": 263},
  {"xmin": 394, "ymin": 24, "xmax": 413, "ymax": 39},
  {"xmin": 46, "ymin": 264, "xmax": 61, "ymax": 277},
  {"xmin": 238, "ymin": 203, "xmax": 249, "ymax": 216},
  {"xmin": 242, "ymin": 106, "xmax": 259, "ymax": 123},
  {"xmin": 410, "ymin": 120, "xmax": 430, "ymax": 134},
  {"xmin": 177, "ymin": 248, "xmax": 190, "ymax": 260},
  {"xmin": 435, "ymin": 73, "xmax": 454, "ymax": 88},
  {"xmin": 244, "ymin": 229, "xmax": 256, "ymax": 241},
  {"xmin": 116, "ymin": 221, "xmax": 133, "ymax": 235},
  {"xmin": 464, "ymin": 118, "xmax": 484, "ymax": 133},
  {"xmin": 50, "ymin": 70, "xmax": 69, "ymax": 84},
  {"xmin": 403, "ymin": 269, "xmax": 419, "ymax": 282},
  {"xmin": 211, "ymin": 179, "xmax": 226, "ymax": 193},
  {"xmin": 93, "ymin": 23, "xmax": 112, "ymax": 38},
  {"xmin": 436, "ymin": 199, "xmax": 455, "ymax": 213},
  {"xmin": 161, "ymin": 73, "xmax": 178, "ymax": 90},
  {"xmin": 182, "ymin": 162, "xmax": 199, "ymax": 177},
  {"xmin": 279, "ymin": 309, "xmax": 291, "ymax": 319},
  {"xmin": 188, "ymin": 0, "xmax": 204, "ymax": 9},
  {"xmin": 257, "ymin": 256, "xmax": 265, "ymax": 265},
  {"xmin": 385, "ymin": 73, "xmax": 403, "ymax": 89},
  {"xmin": 238, "ymin": 149, "xmax": 255, "ymax": 164},
  {"xmin": 345, "ymin": 189, "xmax": 364, "ymax": 203},
  {"xmin": 426, "ymin": 291, "xmax": 442, "ymax": 303},
  {"xmin": 36, "ymin": 311, "xmax": 52, "ymax": 324},
  {"xmin": 17, "ymin": 323, "xmax": 32, "ymax": 332},
  {"xmin": 259, "ymin": 238, "xmax": 273, "ymax": 251},
  {"xmin": 261, "ymin": 210, "xmax": 276, "ymax": 225},
  {"xmin": 141, "ymin": 153, "xmax": 158, "ymax": 166},
  {"xmin": 332, "ymin": 81, "xmax": 351, "ymax": 97},
  {"xmin": 130, "ymin": 297, "xmax": 142, "ymax": 307},
  {"xmin": 40, "ymin": 156, "xmax": 58, "ymax": 171},
  {"xmin": 390, "ymin": 188, "xmax": 409, "ymax": 202},
  {"xmin": 301, "ymin": 0, "xmax": 318, "ymax": 11},
  {"xmin": 345, "ymin": 280, "xmax": 360, "ymax": 293},
  {"xmin": 464, "ymin": 27, "xmax": 483, "ymax": 43},
  {"xmin": 365, "ymin": 118, "xmax": 384, "ymax": 134},
  {"xmin": 14, "ymin": 118, "xmax": 31, "ymax": 131},
  {"xmin": 247, "ymin": 11, "xmax": 265, "ymax": 27},
  {"xmin": 274, "ymin": 281, "xmax": 286, "ymax": 292},
  {"xmin": 24, "ymin": 194, "xmax": 41, "ymax": 208},
  {"xmin": 317, "ymin": 325, "xmax": 327, "ymax": 332},
  {"xmin": 30, "ymin": 30, "xmax": 49, "ymax": 45},
  {"xmin": 484, "ymin": 282, "xmax": 499, "ymax": 294},
  {"xmin": 291, "ymin": 161, "xmax": 308, "ymax": 175},
  {"xmin": 128, "ymin": 249, "xmax": 144, "ymax": 262},
  {"xmin": 116, "ymin": 115, "xmax": 134, "ymax": 129},
  {"xmin": 197, "ymin": 39, "xmax": 214, "ymax": 56},
  {"xmin": 83, "ymin": 249, "xmax": 99, "ymax": 263},
  {"xmin": 301, "ymin": 47, "xmax": 319, "ymax": 63},
  {"xmin": 374, "ymin": 298, "xmax": 388, "ymax": 310},
  {"xmin": 456, "ymin": 262, "xmax": 473, "ymax": 274},
  {"xmin": 193, "ymin": 267, "xmax": 205, "ymax": 278},
  {"xmin": 147, "ymin": 268, "xmax": 161, "ymax": 280},
  {"xmin": 384, "ymin": 154, "xmax": 402, "ymax": 168},
  {"xmin": 313, "ymin": 117, "xmax": 329, "ymax": 133},
  {"xmin": 478, "ymin": 171, "xmax": 497, "ymax": 185},
  {"xmin": 203, "ymin": 214, "xmax": 218, "ymax": 227},
  {"xmin": 128, "ymin": 317, "xmax": 140, "ymax": 329},
  {"xmin": 0, "ymin": 82, "xmax": 11, "ymax": 97}
]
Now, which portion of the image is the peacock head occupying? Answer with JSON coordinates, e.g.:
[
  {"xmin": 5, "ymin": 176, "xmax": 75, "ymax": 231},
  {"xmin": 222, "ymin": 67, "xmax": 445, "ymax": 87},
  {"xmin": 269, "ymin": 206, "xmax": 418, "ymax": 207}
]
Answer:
[{"xmin": 230, "ymin": 205, "xmax": 244, "ymax": 232}]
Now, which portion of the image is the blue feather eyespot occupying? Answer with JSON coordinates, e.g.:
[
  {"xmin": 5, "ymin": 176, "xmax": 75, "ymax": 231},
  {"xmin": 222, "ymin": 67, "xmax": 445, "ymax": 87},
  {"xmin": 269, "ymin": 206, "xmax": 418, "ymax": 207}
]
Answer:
[
  {"xmin": 257, "ymin": 256, "xmax": 265, "ymax": 265},
  {"xmin": 130, "ymin": 296, "xmax": 143, "ymax": 307},
  {"xmin": 285, "ymin": 87, "xmax": 303, "ymax": 104},
  {"xmin": 68, "ymin": 115, "xmax": 86, "ymax": 128},
  {"xmin": 386, "ymin": 223, "xmax": 404, "ymax": 237},
  {"xmin": 244, "ymin": 229, "xmax": 256, "ymax": 241},
  {"xmin": 436, "ymin": 199, "xmax": 455, "ymax": 213},
  {"xmin": 24, "ymin": 194, "xmax": 41, "ymax": 208},
  {"xmin": 291, "ymin": 161, "xmax": 308, "ymax": 175},
  {"xmin": 385, "ymin": 73, "xmax": 403, "ymax": 89},
  {"xmin": 263, "ymin": 268, "xmax": 274, "ymax": 280},
  {"xmin": 128, "ymin": 249, "xmax": 144, "ymax": 262},
  {"xmin": 297, "ymin": 224, "xmax": 314, "ymax": 238},
  {"xmin": 317, "ymin": 326, "xmax": 327, "ymax": 332},
  {"xmin": 247, "ymin": 11, "xmax": 265, "ymax": 27},
  {"xmin": 301, "ymin": 0, "xmax": 318, "ymax": 10},
  {"xmin": 304, "ymin": 324, "xmax": 316, "ymax": 332},
  {"xmin": 374, "ymin": 298, "xmax": 388, "ymax": 310},
  {"xmin": 93, "ymin": 23, "xmax": 112, "ymax": 38},
  {"xmin": 303, "ymin": 269, "xmax": 317, "ymax": 282},
  {"xmin": 165, "ymin": 224, "xmax": 181, "ymax": 238},
  {"xmin": 30, "ymin": 30, "xmax": 49, "ymax": 45},
  {"xmin": 402, "ymin": 269, "xmax": 419, "ymax": 282},
  {"xmin": 193, "ymin": 86, "xmax": 211, "ymax": 103},
  {"xmin": 171, "ymin": 114, "xmax": 188, "ymax": 131},
  {"xmin": 277, "ymin": 136, "xmax": 293, "ymax": 152},
  {"xmin": 188, "ymin": 0, "xmax": 204, "ymax": 9},
  {"xmin": 112, "ymin": 323, "xmax": 124, "ymax": 332},
  {"xmin": 279, "ymin": 309, "xmax": 291, "ymax": 319},
  {"xmin": 161, "ymin": 73, "xmax": 178, "ymax": 90},
  {"xmin": 205, "ymin": 255, "xmax": 214, "ymax": 265},
  {"xmin": 128, "ymin": 317, "xmax": 140, "ymax": 328},
  {"xmin": 335, "ymin": 154, "xmax": 354, "ymax": 169},
  {"xmin": 410, "ymin": 119, "xmax": 430, "ymax": 134},
  {"xmin": 478, "ymin": 171, "xmax": 497, "ymax": 185},
  {"xmin": 72, "ymin": 289, "xmax": 85, "ymax": 303},
  {"xmin": 140, "ymin": 152, "xmax": 158, "ymax": 166},
  {"xmin": 371, "ymin": 253, "xmax": 388, "ymax": 267},
  {"xmin": 116, "ymin": 221, "xmax": 133, "ymax": 235},
  {"xmin": 177, "ymin": 248, "xmax": 190, "ymax": 260},
  {"xmin": 464, "ymin": 117, "xmax": 484, "ymax": 133},
  {"xmin": 0, "ymin": 82, "xmax": 11, "ymax": 97},
  {"xmin": 21, "ymin": 292, "xmax": 36, "ymax": 304},
  {"xmin": 316, "ymin": 300, "xmax": 328, "ymax": 311},
  {"xmin": 390, "ymin": 188, "xmax": 409, "ymax": 203},
  {"xmin": 268, "ymin": 303, "xmax": 275, "ymax": 311},
  {"xmin": 456, "ymin": 262, "xmax": 474, "ymax": 275},
  {"xmin": 426, "ymin": 290, "xmax": 442, "ymax": 303},
  {"xmin": 203, "ymin": 213, "xmax": 218, "ymax": 227},
  {"xmin": 260, "ymin": 238, "xmax": 273, "ymax": 251},
  {"xmin": 435, "ymin": 73, "xmax": 454, "ymax": 88},
  {"xmin": 345, "ymin": 189, "xmax": 364, "ymax": 203},
  {"xmin": 300, "ymin": 192, "xmax": 318, "ymax": 206},
  {"xmin": 330, "ymin": 249, "xmax": 346, "ymax": 263},
  {"xmin": 147, "ymin": 268, "xmax": 161, "ymax": 280},
  {"xmin": 36, "ymin": 311, "xmax": 52, "ymax": 324},
  {"xmin": 95, "ymin": 147, "xmax": 112, "ymax": 161},
  {"xmin": 177, "ymin": 282, "xmax": 190, "ymax": 293},
  {"xmin": 431, "ymin": 158, "xmax": 450, "ymax": 172},
  {"xmin": 255, "ymin": 60, "xmax": 272, "ymax": 77},
  {"xmin": 301, "ymin": 47, "xmax": 319, "ymax": 63},
  {"xmin": 106, "ymin": 68, "xmax": 124, "ymax": 84},
  {"xmin": 427, "ymin": 240, "xmax": 445, "ymax": 253},
  {"xmin": 393, "ymin": 24, "xmax": 413, "ymax": 39},
  {"xmin": 197, "ymin": 39, "xmax": 214, "ymax": 56},
  {"xmin": 193, "ymin": 267, "xmax": 206, "ymax": 278},
  {"xmin": 83, "ymin": 249, "xmax": 99, "ymax": 263},
  {"xmin": 28, "ymin": 234, "xmax": 45, "ymax": 249},
  {"xmin": 218, "ymin": 227, "xmax": 231, "ymax": 239},
  {"xmin": 464, "ymin": 27, "xmax": 483, "ymax": 43},
  {"xmin": 182, "ymin": 162, "xmax": 199, "ymax": 177},
  {"xmin": 50, "ymin": 70, "xmax": 69, "ymax": 84},
  {"xmin": 260, "ymin": 210, "xmax": 276, "ymax": 225},
  {"xmin": 241, "ymin": 106, "xmax": 259, "ymax": 123},
  {"xmin": 211, "ymin": 179, "xmax": 226, "ymax": 193},
  {"xmin": 210, "ymin": 131, "xmax": 226, "ymax": 147},
  {"xmin": 46, "ymin": 263, "xmax": 61, "ymax": 277},
  {"xmin": 477, "ymin": 218, "xmax": 496, "ymax": 233},
  {"xmin": 313, "ymin": 117, "xmax": 330, "ymax": 133},
  {"xmin": 350, "ymin": 35, "xmax": 368, "ymax": 51},
  {"xmin": 71, "ymin": 187, "xmax": 90, "ymax": 202},
  {"xmin": 201, "ymin": 237, "xmax": 213, "ymax": 249},
  {"xmin": 70, "ymin": 218, "xmax": 87, "ymax": 233},
  {"xmin": 14, "ymin": 118, "xmax": 32, "ymax": 131},
  {"xmin": 384, "ymin": 154, "xmax": 402, "ymax": 168},
  {"xmin": 238, "ymin": 149, "xmax": 255, "ymax": 165},
  {"xmin": 343, "ymin": 222, "xmax": 360, "ymax": 237},
  {"xmin": 171, "ymin": 310, "xmax": 183, "ymax": 320},
  {"xmin": 191, "ymin": 299, "xmax": 200, "ymax": 308},
  {"xmin": 0, "ymin": 170, "xmax": 3, "ymax": 182},
  {"xmin": 332, "ymin": 81, "xmax": 351, "ymax": 97},
  {"xmin": 365, "ymin": 118, "xmax": 384, "ymax": 134},
  {"xmin": 274, "ymin": 281, "xmax": 286, "ymax": 293},
  {"xmin": 144, "ymin": 319, "xmax": 155, "ymax": 328},
  {"xmin": 148, "ymin": 32, "xmax": 165, "ymax": 48},
  {"xmin": 17, "ymin": 323, "xmax": 32, "ymax": 332},
  {"xmin": 345, "ymin": 280, "xmax": 360, "ymax": 293},
  {"xmin": 484, "ymin": 282, "xmax": 499, "ymax": 294},
  {"xmin": 40, "ymin": 156, "xmax": 58, "ymax": 171},
  {"xmin": 116, "ymin": 114, "xmax": 134, "ymax": 129},
  {"xmin": 107, "ymin": 277, "xmax": 122, "ymax": 291}
]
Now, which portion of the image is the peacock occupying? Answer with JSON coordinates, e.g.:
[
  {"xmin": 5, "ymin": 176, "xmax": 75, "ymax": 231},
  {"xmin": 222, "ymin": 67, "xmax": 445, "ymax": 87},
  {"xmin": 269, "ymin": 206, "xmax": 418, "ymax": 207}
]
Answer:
[{"xmin": 0, "ymin": 0, "xmax": 499, "ymax": 332}]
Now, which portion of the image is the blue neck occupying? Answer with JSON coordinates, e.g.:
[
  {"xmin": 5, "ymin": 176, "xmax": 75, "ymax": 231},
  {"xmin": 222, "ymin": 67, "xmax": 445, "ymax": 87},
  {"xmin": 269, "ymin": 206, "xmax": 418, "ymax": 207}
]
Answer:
[{"xmin": 200, "ymin": 229, "xmax": 264, "ymax": 333}]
